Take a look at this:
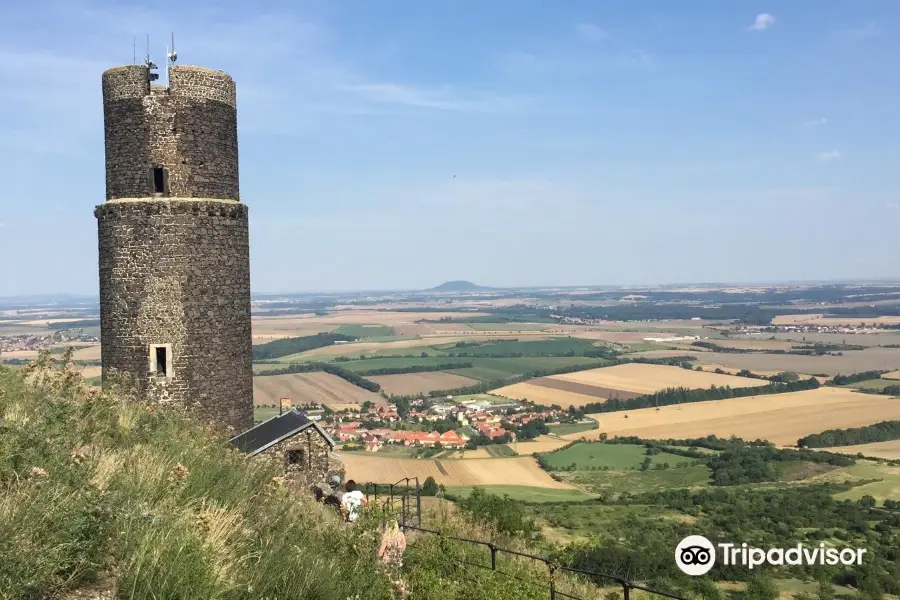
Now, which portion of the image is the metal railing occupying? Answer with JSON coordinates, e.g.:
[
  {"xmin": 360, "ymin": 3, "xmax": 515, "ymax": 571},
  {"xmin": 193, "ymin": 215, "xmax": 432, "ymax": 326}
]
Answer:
[{"xmin": 363, "ymin": 479, "xmax": 687, "ymax": 600}]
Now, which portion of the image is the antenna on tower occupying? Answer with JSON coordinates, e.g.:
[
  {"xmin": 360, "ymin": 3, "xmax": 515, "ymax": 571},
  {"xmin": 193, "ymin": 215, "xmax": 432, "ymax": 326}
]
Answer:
[
  {"xmin": 167, "ymin": 32, "xmax": 177, "ymax": 66},
  {"xmin": 143, "ymin": 34, "xmax": 159, "ymax": 82},
  {"xmin": 133, "ymin": 36, "xmax": 136, "ymax": 64}
]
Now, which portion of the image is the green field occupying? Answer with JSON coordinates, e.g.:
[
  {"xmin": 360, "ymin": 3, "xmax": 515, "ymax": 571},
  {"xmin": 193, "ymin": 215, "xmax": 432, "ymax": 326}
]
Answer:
[
  {"xmin": 451, "ymin": 357, "xmax": 609, "ymax": 381},
  {"xmin": 465, "ymin": 323, "xmax": 549, "ymax": 331},
  {"xmin": 525, "ymin": 503, "xmax": 691, "ymax": 535},
  {"xmin": 334, "ymin": 324, "xmax": 396, "ymax": 338},
  {"xmin": 563, "ymin": 464, "xmax": 712, "ymax": 495},
  {"xmin": 540, "ymin": 443, "xmax": 686, "ymax": 470},
  {"xmin": 338, "ymin": 357, "xmax": 462, "ymax": 372},
  {"xmin": 444, "ymin": 485, "xmax": 594, "ymax": 503},
  {"xmin": 547, "ymin": 419, "xmax": 599, "ymax": 436},
  {"xmin": 436, "ymin": 337, "xmax": 601, "ymax": 356},
  {"xmin": 844, "ymin": 378, "xmax": 900, "ymax": 392},
  {"xmin": 254, "ymin": 406, "xmax": 280, "ymax": 423},
  {"xmin": 483, "ymin": 445, "xmax": 518, "ymax": 458},
  {"xmin": 808, "ymin": 461, "xmax": 900, "ymax": 503}
]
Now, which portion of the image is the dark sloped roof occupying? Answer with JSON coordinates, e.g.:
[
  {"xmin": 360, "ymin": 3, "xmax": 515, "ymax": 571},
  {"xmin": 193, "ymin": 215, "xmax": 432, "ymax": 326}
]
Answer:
[{"xmin": 229, "ymin": 409, "xmax": 335, "ymax": 456}]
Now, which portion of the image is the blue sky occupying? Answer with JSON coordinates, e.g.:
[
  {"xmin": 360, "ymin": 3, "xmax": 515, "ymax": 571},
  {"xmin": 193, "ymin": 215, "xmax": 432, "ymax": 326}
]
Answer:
[{"xmin": 1, "ymin": 1, "xmax": 899, "ymax": 295}]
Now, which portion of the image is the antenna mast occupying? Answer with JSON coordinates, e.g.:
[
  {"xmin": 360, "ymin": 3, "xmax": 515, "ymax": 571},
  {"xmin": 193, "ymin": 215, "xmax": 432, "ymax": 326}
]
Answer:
[
  {"xmin": 143, "ymin": 34, "xmax": 159, "ymax": 82},
  {"xmin": 132, "ymin": 36, "xmax": 136, "ymax": 64}
]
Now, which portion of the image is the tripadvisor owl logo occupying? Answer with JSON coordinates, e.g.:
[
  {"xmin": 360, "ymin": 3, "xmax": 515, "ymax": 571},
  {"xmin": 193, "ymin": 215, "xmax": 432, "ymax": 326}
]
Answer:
[
  {"xmin": 675, "ymin": 535, "xmax": 716, "ymax": 576},
  {"xmin": 675, "ymin": 535, "xmax": 868, "ymax": 576}
]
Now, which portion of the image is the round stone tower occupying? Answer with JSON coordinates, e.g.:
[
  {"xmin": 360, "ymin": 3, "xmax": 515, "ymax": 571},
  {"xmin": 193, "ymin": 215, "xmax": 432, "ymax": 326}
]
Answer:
[{"xmin": 95, "ymin": 63, "xmax": 253, "ymax": 432}]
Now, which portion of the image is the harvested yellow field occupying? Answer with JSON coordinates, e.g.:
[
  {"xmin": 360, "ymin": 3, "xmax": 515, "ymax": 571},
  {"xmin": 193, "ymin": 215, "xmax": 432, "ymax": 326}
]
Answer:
[
  {"xmin": 339, "ymin": 454, "xmax": 572, "ymax": 488},
  {"xmin": 512, "ymin": 435, "xmax": 572, "ymax": 455},
  {"xmin": 78, "ymin": 365, "xmax": 102, "ymax": 379},
  {"xmin": 694, "ymin": 363, "xmax": 815, "ymax": 380},
  {"xmin": 72, "ymin": 345, "xmax": 101, "ymax": 361},
  {"xmin": 884, "ymin": 371, "xmax": 900, "ymax": 380},
  {"xmin": 772, "ymin": 314, "xmax": 900, "ymax": 326},
  {"xmin": 567, "ymin": 387, "xmax": 900, "ymax": 447},
  {"xmin": 369, "ymin": 372, "xmax": 480, "ymax": 396},
  {"xmin": 253, "ymin": 372, "xmax": 386, "ymax": 408},
  {"xmin": 825, "ymin": 440, "xmax": 900, "ymax": 460},
  {"xmin": 490, "ymin": 382, "xmax": 600, "ymax": 408},
  {"xmin": 553, "ymin": 363, "xmax": 769, "ymax": 395}
]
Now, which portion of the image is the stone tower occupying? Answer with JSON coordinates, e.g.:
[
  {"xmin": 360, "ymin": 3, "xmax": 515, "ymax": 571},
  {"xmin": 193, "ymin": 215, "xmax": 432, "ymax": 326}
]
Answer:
[{"xmin": 95, "ymin": 60, "xmax": 253, "ymax": 432}]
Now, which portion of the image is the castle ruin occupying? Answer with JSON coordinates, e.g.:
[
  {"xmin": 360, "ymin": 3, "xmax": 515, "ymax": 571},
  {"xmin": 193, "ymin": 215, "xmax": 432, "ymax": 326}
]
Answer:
[{"xmin": 95, "ymin": 58, "xmax": 253, "ymax": 431}]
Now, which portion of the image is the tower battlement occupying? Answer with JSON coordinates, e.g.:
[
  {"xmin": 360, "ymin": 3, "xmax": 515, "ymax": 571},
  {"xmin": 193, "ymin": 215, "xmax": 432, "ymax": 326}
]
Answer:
[{"xmin": 96, "ymin": 60, "xmax": 253, "ymax": 432}]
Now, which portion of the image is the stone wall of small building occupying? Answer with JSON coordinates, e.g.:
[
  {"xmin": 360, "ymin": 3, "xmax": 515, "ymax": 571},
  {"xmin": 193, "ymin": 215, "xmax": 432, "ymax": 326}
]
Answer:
[{"xmin": 254, "ymin": 429, "xmax": 342, "ymax": 488}]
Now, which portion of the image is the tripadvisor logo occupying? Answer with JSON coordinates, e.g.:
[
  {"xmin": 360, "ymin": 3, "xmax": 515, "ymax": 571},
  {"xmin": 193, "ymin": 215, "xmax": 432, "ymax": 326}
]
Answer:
[{"xmin": 675, "ymin": 536, "xmax": 867, "ymax": 576}]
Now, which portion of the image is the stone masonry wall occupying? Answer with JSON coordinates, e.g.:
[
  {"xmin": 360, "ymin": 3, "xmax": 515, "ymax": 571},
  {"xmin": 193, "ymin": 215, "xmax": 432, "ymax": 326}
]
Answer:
[
  {"xmin": 102, "ymin": 65, "xmax": 239, "ymax": 201},
  {"xmin": 95, "ymin": 199, "xmax": 253, "ymax": 432},
  {"xmin": 255, "ymin": 429, "xmax": 340, "ymax": 488}
]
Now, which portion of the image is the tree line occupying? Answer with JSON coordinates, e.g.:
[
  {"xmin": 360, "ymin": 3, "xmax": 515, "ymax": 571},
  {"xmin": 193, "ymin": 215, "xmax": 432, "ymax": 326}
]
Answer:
[
  {"xmin": 353, "ymin": 362, "xmax": 474, "ymax": 376},
  {"xmin": 577, "ymin": 377, "xmax": 820, "ymax": 414},
  {"xmin": 252, "ymin": 333, "xmax": 357, "ymax": 360},
  {"xmin": 798, "ymin": 420, "xmax": 900, "ymax": 448},
  {"xmin": 828, "ymin": 370, "xmax": 888, "ymax": 385}
]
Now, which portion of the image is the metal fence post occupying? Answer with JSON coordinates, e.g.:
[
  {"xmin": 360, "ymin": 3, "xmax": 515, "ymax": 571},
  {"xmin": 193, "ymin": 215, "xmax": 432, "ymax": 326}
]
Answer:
[
  {"xmin": 549, "ymin": 564, "xmax": 557, "ymax": 600},
  {"xmin": 488, "ymin": 543, "xmax": 497, "ymax": 570}
]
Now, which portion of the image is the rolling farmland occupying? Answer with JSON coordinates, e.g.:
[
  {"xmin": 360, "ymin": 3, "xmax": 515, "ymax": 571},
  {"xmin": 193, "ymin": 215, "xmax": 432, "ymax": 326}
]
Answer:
[
  {"xmin": 339, "ymin": 454, "xmax": 573, "ymax": 489},
  {"xmin": 566, "ymin": 387, "xmax": 900, "ymax": 446},
  {"xmin": 552, "ymin": 363, "xmax": 770, "ymax": 394},
  {"xmin": 368, "ymin": 372, "xmax": 481, "ymax": 396},
  {"xmin": 490, "ymin": 363, "xmax": 768, "ymax": 408},
  {"xmin": 688, "ymin": 348, "xmax": 900, "ymax": 376},
  {"xmin": 253, "ymin": 372, "xmax": 386, "ymax": 409}
]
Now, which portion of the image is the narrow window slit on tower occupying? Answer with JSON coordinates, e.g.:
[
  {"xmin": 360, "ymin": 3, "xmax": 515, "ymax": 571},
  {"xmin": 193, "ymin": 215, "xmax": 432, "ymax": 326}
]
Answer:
[
  {"xmin": 155, "ymin": 346, "xmax": 167, "ymax": 376},
  {"xmin": 150, "ymin": 344, "xmax": 172, "ymax": 378},
  {"xmin": 152, "ymin": 167, "xmax": 166, "ymax": 194}
]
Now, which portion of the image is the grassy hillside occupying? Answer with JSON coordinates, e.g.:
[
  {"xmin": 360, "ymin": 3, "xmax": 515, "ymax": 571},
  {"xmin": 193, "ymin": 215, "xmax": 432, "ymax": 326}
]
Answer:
[{"xmin": 0, "ymin": 353, "xmax": 593, "ymax": 600}]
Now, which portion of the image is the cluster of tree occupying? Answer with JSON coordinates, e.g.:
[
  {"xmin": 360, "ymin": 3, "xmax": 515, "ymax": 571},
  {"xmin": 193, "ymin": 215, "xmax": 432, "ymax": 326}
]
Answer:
[
  {"xmin": 693, "ymin": 340, "xmax": 763, "ymax": 354},
  {"xmin": 707, "ymin": 443, "xmax": 853, "ymax": 485},
  {"xmin": 556, "ymin": 303, "xmax": 779, "ymax": 324},
  {"xmin": 252, "ymin": 333, "xmax": 357, "ymax": 360},
  {"xmin": 502, "ymin": 418, "xmax": 549, "ymax": 441},
  {"xmin": 552, "ymin": 483, "xmax": 900, "ymax": 594},
  {"xmin": 798, "ymin": 420, "xmax": 900, "ymax": 448},
  {"xmin": 450, "ymin": 486, "xmax": 538, "ymax": 537},
  {"xmin": 828, "ymin": 370, "xmax": 887, "ymax": 386},
  {"xmin": 578, "ymin": 377, "xmax": 820, "ymax": 414},
  {"xmin": 353, "ymin": 362, "xmax": 473, "ymax": 376},
  {"xmin": 451, "ymin": 339, "xmax": 519, "ymax": 348}
]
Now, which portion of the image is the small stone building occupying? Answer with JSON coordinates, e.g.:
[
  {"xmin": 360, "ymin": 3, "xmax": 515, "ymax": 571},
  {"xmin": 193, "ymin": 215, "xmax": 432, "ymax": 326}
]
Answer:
[{"xmin": 229, "ymin": 409, "xmax": 341, "ymax": 487}]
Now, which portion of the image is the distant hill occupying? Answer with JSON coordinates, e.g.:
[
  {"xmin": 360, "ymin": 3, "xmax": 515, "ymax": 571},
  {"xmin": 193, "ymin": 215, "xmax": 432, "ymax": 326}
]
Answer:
[{"xmin": 429, "ymin": 280, "xmax": 493, "ymax": 292}]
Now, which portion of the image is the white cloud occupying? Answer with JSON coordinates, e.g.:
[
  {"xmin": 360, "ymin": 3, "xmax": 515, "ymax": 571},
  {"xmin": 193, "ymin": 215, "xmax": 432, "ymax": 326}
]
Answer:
[
  {"xmin": 748, "ymin": 13, "xmax": 775, "ymax": 31},
  {"xmin": 575, "ymin": 22, "xmax": 608, "ymax": 42},
  {"xmin": 803, "ymin": 118, "xmax": 828, "ymax": 127},
  {"xmin": 886, "ymin": 202, "xmax": 898, "ymax": 212},
  {"xmin": 815, "ymin": 151, "xmax": 841, "ymax": 162}
]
